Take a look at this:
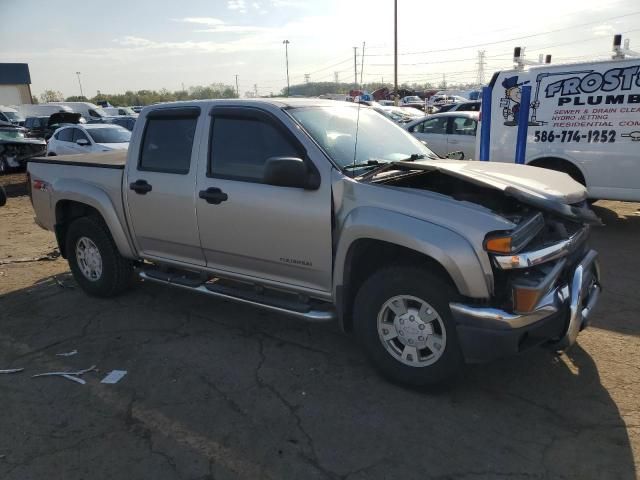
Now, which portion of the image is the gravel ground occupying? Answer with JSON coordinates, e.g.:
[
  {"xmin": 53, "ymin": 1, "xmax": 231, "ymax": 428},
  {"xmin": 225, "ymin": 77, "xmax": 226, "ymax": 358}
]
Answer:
[{"xmin": 0, "ymin": 173, "xmax": 638, "ymax": 479}]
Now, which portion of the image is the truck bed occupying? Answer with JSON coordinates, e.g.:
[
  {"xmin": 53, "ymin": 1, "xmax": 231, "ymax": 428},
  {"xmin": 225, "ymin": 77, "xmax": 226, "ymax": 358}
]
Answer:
[
  {"xmin": 29, "ymin": 150, "xmax": 127, "ymax": 169},
  {"xmin": 27, "ymin": 150, "xmax": 128, "ymax": 234}
]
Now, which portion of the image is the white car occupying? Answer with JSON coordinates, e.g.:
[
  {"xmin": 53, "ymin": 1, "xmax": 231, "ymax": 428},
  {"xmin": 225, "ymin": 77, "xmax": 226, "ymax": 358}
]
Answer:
[
  {"xmin": 405, "ymin": 112, "xmax": 478, "ymax": 159},
  {"xmin": 47, "ymin": 124, "xmax": 130, "ymax": 156},
  {"xmin": 103, "ymin": 106, "xmax": 138, "ymax": 117},
  {"xmin": 373, "ymin": 105, "xmax": 425, "ymax": 124}
]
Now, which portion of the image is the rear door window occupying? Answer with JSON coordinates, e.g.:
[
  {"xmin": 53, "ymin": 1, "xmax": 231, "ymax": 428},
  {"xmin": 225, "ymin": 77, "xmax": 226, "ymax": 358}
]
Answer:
[{"xmin": 139, "ymin": 114, "xmax": 198, "ymax": 174}]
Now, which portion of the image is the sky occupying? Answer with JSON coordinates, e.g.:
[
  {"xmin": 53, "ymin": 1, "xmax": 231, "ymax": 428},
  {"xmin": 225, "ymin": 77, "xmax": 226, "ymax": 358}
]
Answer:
[{"xmin": 1, "ymin": 0, "xmax": 639, "ymax": 98}]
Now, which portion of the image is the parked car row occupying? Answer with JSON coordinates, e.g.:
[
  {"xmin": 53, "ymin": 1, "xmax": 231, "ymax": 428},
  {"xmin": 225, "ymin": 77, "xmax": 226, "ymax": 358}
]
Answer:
[{"xmin": 0, "ymin": 101, "xmax": 139, "ymax": 173}]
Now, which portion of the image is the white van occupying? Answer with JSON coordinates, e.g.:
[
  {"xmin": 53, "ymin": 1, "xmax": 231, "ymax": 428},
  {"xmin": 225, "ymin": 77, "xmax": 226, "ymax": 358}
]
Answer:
[
  {"xmin": 16, "ymin": 104, "xmax": 75, "ymax": 118},
  {"xmin": 479, "ymin": 56, "xmax": 640, "ymax": 201},
  {"xmin": 51, "ymin": 102, "xmax": 108, "ymax": 121},
  {"xmin": 102, "ymin": 106, "xmax": 137, "ymax": 116},
  {"xmin": 0, "ymin": 105, "xmax": 25, "ymax": 125}
]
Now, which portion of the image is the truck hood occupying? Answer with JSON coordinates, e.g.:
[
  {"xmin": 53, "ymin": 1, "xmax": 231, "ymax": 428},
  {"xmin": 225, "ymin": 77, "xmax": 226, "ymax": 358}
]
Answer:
[{"xmin": 387, "ymin": 159, "xmax": 601, "ymax": 224}]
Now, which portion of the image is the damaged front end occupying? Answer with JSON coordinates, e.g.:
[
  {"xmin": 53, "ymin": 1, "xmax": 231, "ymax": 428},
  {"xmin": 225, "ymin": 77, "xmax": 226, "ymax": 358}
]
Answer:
[
  {"xmin": 373, "ymin": 161, "xmax": 602, "ymax": 362},
  {"xmin": 0, "ymin": 123, "xmax": 47, "ymax": 173}
]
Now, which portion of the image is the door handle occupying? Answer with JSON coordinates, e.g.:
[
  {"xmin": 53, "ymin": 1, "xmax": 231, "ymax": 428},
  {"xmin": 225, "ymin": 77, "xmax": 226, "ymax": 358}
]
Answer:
[
  {"xmin": 199, "ymin": 187, "xmax": 228, "ymax": 205},
  {"xmin": 129, "ymin": 179, "xmax": 152, "ymax": 194}
]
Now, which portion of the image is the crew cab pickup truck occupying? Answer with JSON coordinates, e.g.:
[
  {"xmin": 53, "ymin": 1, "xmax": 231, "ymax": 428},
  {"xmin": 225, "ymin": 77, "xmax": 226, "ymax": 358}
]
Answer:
[{"xmin": 27, "ymin": 99, "xmax": 601, "ymax": 386}]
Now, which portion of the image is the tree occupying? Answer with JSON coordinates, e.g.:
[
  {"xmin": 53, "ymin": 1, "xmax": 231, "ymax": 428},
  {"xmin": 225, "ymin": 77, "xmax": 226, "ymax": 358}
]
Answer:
[
  {"xmin": 65, "ymin": 96, "xmax": 88, "ymax": 102},
  {"xmin": 39, "ymin": 90, "xmax": 64, "ymax": 103},
  {"xmin": 31, "ymin": 96, "xmax": 38, "ymax": 104}
]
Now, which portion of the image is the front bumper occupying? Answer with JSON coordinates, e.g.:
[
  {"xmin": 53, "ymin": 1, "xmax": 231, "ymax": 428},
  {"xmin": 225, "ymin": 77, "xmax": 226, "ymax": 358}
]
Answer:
[{"xmin": 449, "ymin": 249, "xmax": 601, "ymax": 363}]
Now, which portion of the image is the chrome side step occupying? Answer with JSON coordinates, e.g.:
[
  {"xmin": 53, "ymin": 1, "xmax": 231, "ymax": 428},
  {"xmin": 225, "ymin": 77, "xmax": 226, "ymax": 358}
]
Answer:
[{"xmin": 138, "ymin": 271, "xmax": 336, "ymax": 322}]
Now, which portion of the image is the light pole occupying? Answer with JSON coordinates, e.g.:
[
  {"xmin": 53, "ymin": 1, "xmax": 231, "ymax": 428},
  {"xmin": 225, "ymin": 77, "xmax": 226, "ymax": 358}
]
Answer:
[
  {"xmin": 235, "ymin": 74, "xmax": 239, "ymax": 97},
  {"xmin": 393, "ymin": 0, "xmax": 398, "ymax": 105},
  {"xmin": 283, "ymin": 40, "xmax": 290, "ymax": 97},
  {"xmin": 75, "ymin": 71, "xmax": 84, "ymax": 98}
]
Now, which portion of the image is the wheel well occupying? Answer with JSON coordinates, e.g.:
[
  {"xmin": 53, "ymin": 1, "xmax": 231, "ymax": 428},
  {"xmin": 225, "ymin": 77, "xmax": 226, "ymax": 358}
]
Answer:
[
  {"xmin": 528, "ymin": 157, "xmax": 585, "ymax": 186},
  {"xmin": 54, "ymin": 200, "xmax": 101, "ymax": 258},
  {"xmin": 338, "ymin": 239, "xmax": 456, "ymax": 332}
]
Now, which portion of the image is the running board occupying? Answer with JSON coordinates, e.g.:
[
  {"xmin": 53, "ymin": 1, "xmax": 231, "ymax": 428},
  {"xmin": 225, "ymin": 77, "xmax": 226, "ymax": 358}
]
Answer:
[{"xmin": 138, "ymin": 271, "xmax": 335, "ymax": 322}]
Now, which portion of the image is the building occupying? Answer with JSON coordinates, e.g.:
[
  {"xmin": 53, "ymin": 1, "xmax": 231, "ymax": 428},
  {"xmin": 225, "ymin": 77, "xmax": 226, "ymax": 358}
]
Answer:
[{"xmin": 0, "ymin": 63, "xmax": 32, "ymax": 105}]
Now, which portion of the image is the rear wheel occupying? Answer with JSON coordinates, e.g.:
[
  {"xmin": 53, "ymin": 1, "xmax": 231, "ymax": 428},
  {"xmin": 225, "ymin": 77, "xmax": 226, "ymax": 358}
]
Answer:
[
  {"xmin": 353, "ymin": 266, "xmax": 463, "ymax": 386},
  {"xmin": 65, "ymin": 216, "xmax": 133, "ymax": 297}
]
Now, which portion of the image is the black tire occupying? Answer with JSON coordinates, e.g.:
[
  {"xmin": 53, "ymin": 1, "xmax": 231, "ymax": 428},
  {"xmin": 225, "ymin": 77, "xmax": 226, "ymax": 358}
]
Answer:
[
  {"xmin": 353, "ymin": 266, "xmax": 463, "ymax": 387},
  {"xmin": 65, "ymin": 215, "xmax": 133, "ymax": 297}
]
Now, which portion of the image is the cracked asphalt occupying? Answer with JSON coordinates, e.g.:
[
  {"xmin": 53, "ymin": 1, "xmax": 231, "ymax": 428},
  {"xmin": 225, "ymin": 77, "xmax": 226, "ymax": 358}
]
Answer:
[{"xmin": 1, "ymin": 173, "xmax": 638, "ymax": 479}]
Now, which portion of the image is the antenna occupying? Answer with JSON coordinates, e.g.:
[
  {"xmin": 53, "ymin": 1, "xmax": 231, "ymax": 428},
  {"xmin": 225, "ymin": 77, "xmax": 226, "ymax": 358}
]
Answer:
[{"xmin": 352, "ymin": 41, "xmax": 366, "ymax": 170}]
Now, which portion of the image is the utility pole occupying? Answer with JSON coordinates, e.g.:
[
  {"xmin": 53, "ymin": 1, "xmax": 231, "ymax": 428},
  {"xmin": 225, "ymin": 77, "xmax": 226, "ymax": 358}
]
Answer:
[
  {"xmin": 181, "ymin": 82, "xmax": 185, "ymax": 92},
  {"xmin": 334, "ymin": 71, "xmax": 339, "ymax": 83},
  {"xmin": 304, "ymin": 73, "xmax": 310, "ymax": 84},
  {"xmin": 254, "ymin": 84, "xmax": 258, "ymax": 97},
  {"xmin": 75, "ymin": 71, "xmax": 84, "ymax": 98},
  {"xmin": 360, "ymin": 42, "xmax": 366, "ymax": 86},
  {"xmin": 353, "ymin": 46, "xmax": 358, "ymax": 84},
  {"xmin": 393, "ymin": 0, "xmax": 398, "ymax": 105},
  {"xmin": 283, "ymin": 40, "xmax": 290, "ymax": 96},
  {"xmin": 475, "ymin": 50, "xmax": 486, "ymax": 86},
  {"xmin": 235, "ymin": 74, "xmax": 239, "ymax": 97}
]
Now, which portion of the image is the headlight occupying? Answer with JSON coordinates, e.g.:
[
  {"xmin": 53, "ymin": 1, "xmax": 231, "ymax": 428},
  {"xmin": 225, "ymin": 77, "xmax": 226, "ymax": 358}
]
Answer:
[{"xmin": 484, "ymin": 212, "xmax": 545, "ymax": 254}]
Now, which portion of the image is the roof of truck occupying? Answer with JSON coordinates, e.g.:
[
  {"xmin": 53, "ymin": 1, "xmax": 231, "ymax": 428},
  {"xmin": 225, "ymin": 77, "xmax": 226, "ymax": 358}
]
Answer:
[{"xmin": 146, "ymin": 98, "xmax": 358, "ymax": 110}]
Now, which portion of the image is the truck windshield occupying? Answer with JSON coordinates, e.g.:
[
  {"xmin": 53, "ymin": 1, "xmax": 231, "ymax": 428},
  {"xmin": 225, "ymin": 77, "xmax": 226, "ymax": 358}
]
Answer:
[
  {"xmin": 0, "ymin": 129, "xmax": 26, "ymax": 140},
  {"xmin": 2, "ymin": 111, "xmax": 24, "ymax": 122},
  {"xmin": 87, "ymin": 127, "xmax": 131, "ymax": 144},
  {"xmin": 289, "ymin": 106, "xmax": 437, "ymax": 169}
]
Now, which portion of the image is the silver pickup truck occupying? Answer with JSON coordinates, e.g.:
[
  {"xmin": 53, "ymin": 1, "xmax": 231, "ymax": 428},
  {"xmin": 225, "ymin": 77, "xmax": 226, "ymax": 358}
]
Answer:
[{"xmin": 27, "ymin": 99, "xmax": 601, "ymax": 386}]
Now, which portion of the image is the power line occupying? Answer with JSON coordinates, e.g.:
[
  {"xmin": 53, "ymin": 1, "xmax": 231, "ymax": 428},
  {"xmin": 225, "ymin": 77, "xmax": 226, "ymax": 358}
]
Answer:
[{"xmin": 363, "ymin": 10, "xmax": 640, "ymax": 57}]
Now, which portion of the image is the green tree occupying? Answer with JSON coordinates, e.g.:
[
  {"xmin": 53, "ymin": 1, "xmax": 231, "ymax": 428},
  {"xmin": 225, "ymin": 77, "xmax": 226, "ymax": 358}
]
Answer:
[{"xmin": 39, "ymin": 90, "xmax": 64, "ymax": 103}]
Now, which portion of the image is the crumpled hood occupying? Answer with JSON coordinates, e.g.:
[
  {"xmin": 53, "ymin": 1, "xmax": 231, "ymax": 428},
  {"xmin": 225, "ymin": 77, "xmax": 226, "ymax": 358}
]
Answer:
[
  {"xmin": 389, "ymin": 159, "xmax": 601, "ymax": 225},
  {"xmin": 412, "ymin": 159, "xmax": 586, "ymax": 203}
]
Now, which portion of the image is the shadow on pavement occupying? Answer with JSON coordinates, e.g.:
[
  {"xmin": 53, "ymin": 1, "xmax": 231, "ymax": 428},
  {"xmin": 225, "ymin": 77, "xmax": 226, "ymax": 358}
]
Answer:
[
  {"xmin": 589, "ymin": 202, "xmax": 640, "ymax": 337},
  {"xmin": 0, "ymin": 273, "xmax": 635, "ymax": 479}
]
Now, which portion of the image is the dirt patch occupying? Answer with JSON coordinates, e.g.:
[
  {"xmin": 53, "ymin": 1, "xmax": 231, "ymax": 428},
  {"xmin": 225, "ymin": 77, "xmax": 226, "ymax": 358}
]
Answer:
[{"xmin": 0, "ymin": 192, "xmax": 638, "ymax": 479}]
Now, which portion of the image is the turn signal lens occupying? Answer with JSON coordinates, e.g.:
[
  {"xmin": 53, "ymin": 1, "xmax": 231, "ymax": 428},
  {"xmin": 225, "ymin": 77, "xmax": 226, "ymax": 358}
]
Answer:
[
  {"xmin": 513, "ymin": 287, "xmax": 541, "ymax": 313},
  {"xmin": 484, "ymin": 236, "xmax": 512, "ymax": 254}
]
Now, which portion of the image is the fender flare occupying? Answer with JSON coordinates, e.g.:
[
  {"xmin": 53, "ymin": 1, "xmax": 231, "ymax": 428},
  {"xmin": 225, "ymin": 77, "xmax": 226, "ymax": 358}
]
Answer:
[
  {"xmin": 51, "ymin": 179, "xmax": 136, "ymax": 259},
  {"xmin": 333, "ymin": 206, "xmax": 492, "ymax": 300}
]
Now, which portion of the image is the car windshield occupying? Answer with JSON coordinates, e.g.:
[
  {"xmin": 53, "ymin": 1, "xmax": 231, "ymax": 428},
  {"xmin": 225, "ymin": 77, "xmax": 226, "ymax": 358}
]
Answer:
[
  {"xmin": 2, "ymin": 111, "xmax": 24, "ymax": 122},
  {"xmin": 0, "ymin": 129, "xmax": 26, "ymax": 140},
  {"xmin": 289, "ymin": 106, "xmax": 437, "ymax": 169},
  {"xmin": 405, "ymin": 96, "xmax": 421, "ymax": 102},
  {"xmin": 87, "ymin": 126, "xmax": 131, "ymax": 143}
]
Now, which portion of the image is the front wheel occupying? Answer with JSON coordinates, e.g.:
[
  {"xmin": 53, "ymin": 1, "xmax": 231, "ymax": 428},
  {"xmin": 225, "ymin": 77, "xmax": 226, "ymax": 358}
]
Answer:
[
  {"xmin": 65, "ymin": 216, "xmax": 133, "ymax": 297},
  {"xmin": 353, "ymin": 266, "xmax": 463, "ymax": 387}
]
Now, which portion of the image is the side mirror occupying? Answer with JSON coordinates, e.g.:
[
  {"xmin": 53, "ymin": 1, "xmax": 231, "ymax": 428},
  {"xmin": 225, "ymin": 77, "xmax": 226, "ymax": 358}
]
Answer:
[
  {"xmin": 0, "ymin": 186, "xmax": 6, "ymax": 207},
  {"xmin": 76, "ymin": 138, "xmax": 90, "ymax": 146},
  {"xmin": 445, "ymin": 151, "xmax": 465, "ymax": 160},
  {"xmin": 263, "ymin": 157, "xmax": 319, "ymax": 190}
]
